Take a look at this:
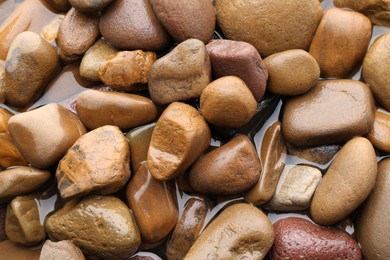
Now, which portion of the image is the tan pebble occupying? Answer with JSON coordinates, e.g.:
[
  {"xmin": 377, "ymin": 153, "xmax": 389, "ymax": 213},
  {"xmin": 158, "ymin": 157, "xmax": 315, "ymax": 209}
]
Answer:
[
  {"xmin": 367, "ymin": 110, "xmax": 390, "ymax": 152},
  {"xmin": 41, "ymin": 14, "xmax": 64, "ymax": 43}
]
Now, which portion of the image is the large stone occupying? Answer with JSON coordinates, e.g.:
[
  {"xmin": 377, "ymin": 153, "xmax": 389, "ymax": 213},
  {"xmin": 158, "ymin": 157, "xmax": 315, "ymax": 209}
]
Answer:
[
  {"xmin": 310, "ymin": 137, "xmax": 377, "ymax": 226},
  {"xmin": 56, "ymin": 125, "xmax": 130, "ymax": 200},
  {"xmin": 8, "ymin": 103, "xmax": 86, "ymax": 169},
  {"xmin": 367, "ymin": 109, "xmax": 390, "ymax": 152},
  {"xmin": 39, "ymin": 240, "xmax": 85, "ymax": 260},
  {"xmin": 46, "ymin": 195, "xmax": 141, "ymax": 259},
  {"xmin": 148, "ymin": 39, "xmax": 212, "ymax": 105},
  {"xmin": 215, "ymin": 0, "xmax": 323, "ymax": 57},
  {"xmin": 282, "ymin": 80, "xmax": 375, "ymax": 146}
]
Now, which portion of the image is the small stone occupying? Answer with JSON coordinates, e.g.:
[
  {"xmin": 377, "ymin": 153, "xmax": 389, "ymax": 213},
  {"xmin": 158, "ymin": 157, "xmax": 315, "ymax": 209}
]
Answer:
[
  {"xmin": 147, "ymin": 102, "xmax": 210, "ymax": 181},
  {"xmin": 99, "ymin": 0, "xmax": 171, "ymax": 51},
  {"xmin": 0, "ymin": 240, "xmax": 41, "ymax": 260},
  {"xmin": 310, "ymin": 137, "xmax": 377, "ymax": 226},
  {"xmin": 45, "ymin": 0, "xmax": 71, "ymax": 11},
  {"xmin": 200, "ymin": 76, "xmax": 257, "ymax": 129},
  {"xmin": 41, "ymin": 15, "xmax": 64, "ymax": 43},
  {"xmin": 286, "ymin": 143, "xmax": 341, "ymax": 165},
  {"xmin": 189, "ymin": 135, "xmax": 260, "ymax": 196},
  {"xmin": 56, "ymin": 125, "xmax": 131, "ymax": 200},
  {"xmin": 185, "ymin": 203, "xmax": 274, "ymax": 259},
  {"xmin": 367, "ymin": 110, "xmax": 390, "ymax": 153},
  {"xmin": 150, "ymin": 0, "xmax": 215, "ymax": 43},
  {"xmin": 269, "ymin": 217, "xmax": 362, "ymax": 259},
  {"xmin": 68, "ymin": 0, "xmax": 113, "ymax": 12},
  {"xmin": 0, "ymin": 166, "xmax": 50, "ymax": 202},
  {"xmin": 264, "ymin": 49, "xmax": 320, "ymax": 96},
  {"xmin": 39, "ymin": 240, "xmax": 85, "ymax": 260},
  {"xmin": 8, "ymin": 103, "xmax": 87, "ymax": 169},
  {"xmin": 4, "ymin": 31, "xmax": 59, "ymax": 108},
  {"xmin": 46, "ymin": 195, "xmax": 141, "ymax": 259},
  {"xmin": 148, "ymin": 39, "xmax": 212, "ymax": 105},
  {"xmin": 6, "ymin": 195, "xmax": 44, "ymax": 246},
  {"xmin": 309, "ymin": 8, "xmax": 372, "ymax": 78},
  {"xmin": 206, "ymin": 39, "xmax": 268, "ymax": 100},
  {"xmin": 56, "ymin": 8, "xmax": 99, "ymax": 63},
  {"xmin": 98, "ymin": 50, "xmax": 156, "ymax": 92},
  {"xmin": 267, "ymin": 165, "xmax": 322, "ymax": 212},
  {"xmin": 79, "ymin": 38, "xmax": 118, "ymax": 82}
]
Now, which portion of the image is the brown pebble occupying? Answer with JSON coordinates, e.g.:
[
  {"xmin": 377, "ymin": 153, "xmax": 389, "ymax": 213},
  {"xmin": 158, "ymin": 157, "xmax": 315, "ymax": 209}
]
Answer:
[
  {"xmin": 39, "ymin": 240, "xmax": 85, "ymax": 260},
  {"xmin": 287, "ymin": 143, "xmax": 341, "ymax": 165},
  {"xmin": 366, "ymin": 110, "xmax": 390, "ymax": 152}
]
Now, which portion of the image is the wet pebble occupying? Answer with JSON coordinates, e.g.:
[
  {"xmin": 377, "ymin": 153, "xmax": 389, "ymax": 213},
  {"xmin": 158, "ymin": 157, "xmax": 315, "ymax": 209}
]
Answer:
[
  {"xmin": 39, "ymin": 240, "xmax": 85, "ymax": 260},
  {"xmin": 68, "ymin": 0, "xmax": 113, "ymax": 13},
  {"xmin": 366, "ymin": 109, "xmax": 390, "ymax": 152}
]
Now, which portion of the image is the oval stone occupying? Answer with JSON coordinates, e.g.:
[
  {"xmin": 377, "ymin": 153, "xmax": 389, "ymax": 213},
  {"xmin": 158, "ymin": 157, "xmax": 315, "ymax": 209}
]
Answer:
[
  {"xmin": 189, "ymin": 135, "xmax": 260, "ymax": 196},
  {"xmin": 282, "ymin": 80, "xmax": 375, "ymax": 146},
  {"xmin": 367, "ymin": 110, "xmax": 390, "ymax": 152},
  {"xmin": 310, "ymin": 137, "xmax": 377, "ymax": 226},
  {"xmin": 68, "ymin": 0, "xmax": 113, "ymax": 12},
  {"xmin": 40, "ymin": 240, "xmax": 85, "ymax": 260}
]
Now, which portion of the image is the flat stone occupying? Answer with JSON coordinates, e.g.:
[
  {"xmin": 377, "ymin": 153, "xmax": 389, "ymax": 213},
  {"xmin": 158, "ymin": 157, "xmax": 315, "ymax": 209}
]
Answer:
[
  {"xmin": 148, "ymin": 39, "xmax": 211, "ymax": 105},
  {"xmin": 68, "ymin": 0, "xmax": 113, "ymax": 12},
  {"xmin": 8, "ymin": 103, "xmax": 87, "ymax": 169},
  {"xmin": 56, "ymin": 125, "xmax": 131, "ymax": 200},
  {"xmin": 310, "ymin": 137, "xmax": 377, "ymax": 226},
  {"xmin": 282, "ymin": 80, "xmax": 375, "ymax": 146},
  {"xmin": 367, "ymin": 110, "xmax": 390, "ymax": 152},
  {"xmin": 147, "ymin": 102, "xmax": 210, "ymax": 181},
  {"xmin": 39, "ymin": 240, "xmax": 85, "ymax": 260}
]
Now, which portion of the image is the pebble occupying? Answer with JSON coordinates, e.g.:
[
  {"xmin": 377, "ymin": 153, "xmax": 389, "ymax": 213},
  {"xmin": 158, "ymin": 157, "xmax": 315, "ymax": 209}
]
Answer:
[
  {"xmin": 0, "ymin": 166, "xmax": 50, "ymax": 202},
  {"xmin": 309, "ymin": 8, "xmax": 372, "ymax": 78},
  {"xmin": 98, "ymin": 50, "xmax": 156, "ymax": 92},
  {"xmin": 150, "ymin": 0, "xmax": 215, "ymax": 43},
  {"xmin": 185, "ymin": 203, "xmax": 274, "ymax": 259},
  {"xmin": 68, "ymin": 0, "xmax": 113, "ymax": 13},
  {"xmin": 40, "ymin": 14, "xmax": 64, "ymax": 43},
  {"xmin": 0, "ymin": 240, "xmax": 41, "ymax": 260},
  {"xmin": 357, "ymin": 158, "xmax": 390, "ymax": 260},
  {"xmin": 245, "ymin": 121, "xmax": 287, "ymax": 206},
  {"xmin": 269, "ymin": 217, "xmax": 362, "ymax": 259},
  {"xmin": 39, "ymin": 240, "xmax": 85, "ymax": 260},
  {"xmin": 56, "ymin": 125, "xmax": 131, "ymax": 200},
  {"xmin": 46, "ymin": 195, "xmax": 141, "ymax": 259},
  {"xmin": 264, "ymin": 49, "xmax": 320, "ymax": 96},
  {"xmin": 286, "ymin": 143, "xmax": 341, "ymax": 165},
  {"xmin": 56, "ymin": 8, "xmax": 99, "ymax": 63},
  {"xmin": 166, "ymin": 197, "xmax": 211, "ymax": 260},
  {"xmin": 267, "ymin": 165, "xmax": 322, "ymax": 212},
  {"xmin": 8, "ymin": 103, "xmax": 87, "ymax": 169},
  {"xmin": 79, "ymin": 38, "xmax": 118, "ymax": 82},
  {"xmin": 282, "ymin": 80, "xmax": 375, "ymax": 146},
  {"xmin": 206, "ymin": 39, "xmax": 268, "ymax": 100},
  {"xmin": 147, "ymin": 102, "xmax": 210, "ymax": 181},
  {"xmin": 6, "ymin": 195, "xmax": 44, "ymax": 246},
  {"xmin": 363, "ymin": 33, "xmax": 390, "ymax": 111},
  {"xmin": 215, "ymin": 0, "xmax": 323, "ymax": 57},
  {"xmin": 189, "ymin": 135, "xmax": 260, "ymax": 196},
  {"xmin": 4, "ymin": 31, "xmax": 59, "ymax": 108},
  {"xmin": 310, "ymin": 137, "xmax": 377, "ymax": 226},
  {"xmin": 46, "ymin": 0, "xmax": 71, "ymax": 11},
  {"xmin": 367, "ymin": 110, "xmax": 390, "ymax": 152},
  {"xmin": 99, "ymin": 0, "xmax": 171, "ymax": 51},
  {"xmin": 126, "ymin": 163, "xmax": 178, "ymax": 243},
  {"xmin": 200, "ymin": 76, "xmax": 257, "ymax": 128},
  {"xmin": 148, "ymin": 39, "xmax": 212, "ymax": 105}
]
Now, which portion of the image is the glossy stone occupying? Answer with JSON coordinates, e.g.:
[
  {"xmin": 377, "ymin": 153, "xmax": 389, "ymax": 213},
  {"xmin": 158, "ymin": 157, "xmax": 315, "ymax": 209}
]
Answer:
[
  {"xmin": 0, "ymin": 240, "xmax": 41, "ymax": 260},
  {"xmin": 286, "ymin": 143, "xmax": 341, "ymax": 165},
  {"xmin": 68, "ymin": 0, "xmax": 113, "ymax": 12},
  {"xmin": 147, "ymin": 102, "xmax": 210, "ymax": 181},
  {"xmin": 39, "ymin": 240, "xmax": 85, "ymax": 260},
  {"xmin": 367, "ymin": 110, "xmax": 390, "ymax": 152}
]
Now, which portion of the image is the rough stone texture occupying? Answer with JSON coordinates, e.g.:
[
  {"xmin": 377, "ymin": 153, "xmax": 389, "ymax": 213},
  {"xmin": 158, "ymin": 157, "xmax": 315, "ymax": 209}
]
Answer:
[
  {"xmin": 357, "ymin": 158, "xmax": 390, "ymax": 260},
  {"xmin": 200, "ymin": 76, "xmax": 257, "ymax": 128},
  {"xmin": 68, "ymin": 0, "xmax": 113, "ymax": 12},
  {"xmin": 150, "ymin": 0, "xmax": 215, "ymax": 43},
  {"xmin": 367, "ymin": 110, "xmax": 390, "ymax": 152},
  {"xmin": 148, "ymin": 39, "xmax": 211, "ymax": 105},
  {"xmin": 206, "ymin": 39, "xmax": 267, "ymax": 100},
  {"xmin": 147, "ymin": 102, "xmax": 210, "ymax": 181},
  {"xmin": 99, "ymin": 50, "xmax": 156, "ymax": 92},
  {"xmin": 6, "ymin": 195, "xmax": 44, "ymax": 246},
  {"xmin": 215, "ymin": 0, "xmax": 323, "ymax": 57},
  {"xmin": 79, "ymin": 38, "xmax": 118, "ymax": 82},
  {"xmin": 39, "ymin": 240, "xmax": 85, "ymax": 260},
  {"xmin": 126, "ymin": 163, "xmax": 178, "ymax": 243},
  {"xmin": 56, "ymin": 8, "xmax": 99, "ymax": 63},
  {"xmin": 363, "ymin": 33, "xmax": 390, "ymax": 112},
  {"xmin": 286, "ymin": 143, "xmax": 341, "ymax": 165},
  {"xmin": 269, "ymin": 217, "xmax": 362, "ymax": 259},
  {"xmin": 245, "ymin": 121, "xmax": 287, "ymax": 206},
  {"xmin": 56, "ymin": 125, "xmax": 131, "ymax": 200},
  {"xmin": 264, "ymin": 49, "xmax": 320, "ymax": 96},
  {"xmin": 310, "ymin": 137, "xmax": 377, "ymax": 226},
  {"xmin": 41, "ymin": 15, "xmax": 65, "ymax": 43},
  {"xmin": 282, "ymin": 80, "xmax": 375, "ymax": 146},
  {"xmin": 0, "ymin": 240, "xmax": 41, "ymax": 260},
  {"xmin": 267, "ymin": 165, "xmax": 322, "ymax": 212},
  {"xmin": 4, "ymin": 31, "xmax": 59, "ymax": 108},
  {"xmin": 189, "ymin": 135, "xmax": 260, "ymax": 196},
  {"xmin": 185, "ymin": 203, "xmax": 274, "ymax": 260},
  {"xmin": 309, "ymin": 8, "xmax": 372, "ymax": 78},
  {"xmin": 76, "ymin": 90, "xmax": 157, "ymax": 130},
  {"xmin": 46, "ymin": 195, "xmax": 141, "ymax": 259},
  {"xmin": 0, "ymin": 166, "xmax": 50, "ymax": 202},
  {"xmin": 99, "ymin": 0, "xmax": 171, "ymax": 51}
]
